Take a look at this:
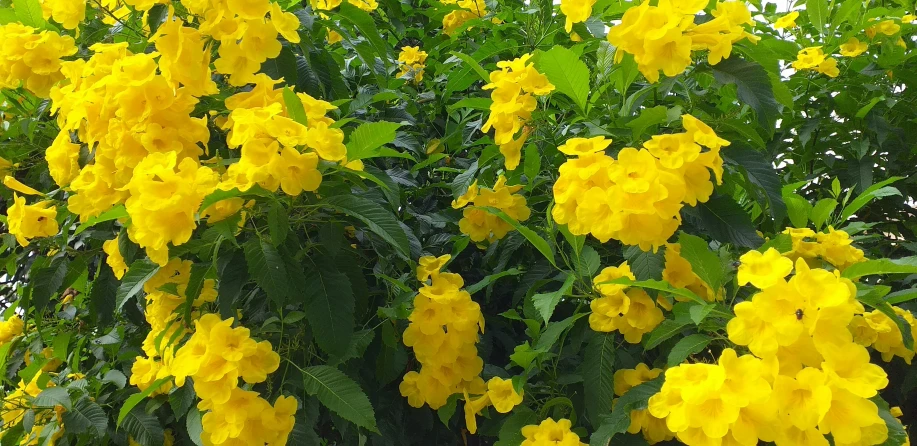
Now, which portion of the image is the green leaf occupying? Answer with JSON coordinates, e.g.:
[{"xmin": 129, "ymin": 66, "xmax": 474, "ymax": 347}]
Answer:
[
  {"xmin": 886, "ymin": 288, "xmax": 917, "ymax": 305},
  {"xmin": 13, "ymin": 0, "xmax": 48, "ymax": 29},
  {"xmin": 583, "ymin": 333, "xmax": 616, "ymax": 426},
  {"xmin": 322, "ymin": 194, "xmax": 411, "ymax": 260},
  {"xmin": 328, "ymin": 329, "xmax": 375, "ymax": 366},
  {"xmin": 481, "ymin": 207, "xmax": 557, "ymax": 267},
  {"xmin": 283, "ymin": 87, "xmax": 308, "ymax": 126},
  {"xmin": 117, "ymin": 376, "xmax": 171, "ymax": 426},
  {"xmin": 644, "ymin": 320, "xmax": 691, "ymax": 350},
  {"xmin": 304, "ymin": 261, "xmax": 354, "ymax": 357},
  {"xmin": 449, "ymin": 51, "xmax": 489, "ymax": 82},
  {"xmin": 689, "ymin": 194, "xmax": 764, "ymax": 248},
  {"xmin": 596, "ymin": 278, "xmax": 706, "ymax": 305},
  {"xmin": 840, "ymin": 177, "xmax": 902, "ymax": 221},
  {"xmin": 535, "ymin": 315, "xmax": 580, "ymax": 351},
  {"xmin": 810, "ymin": 198, "xmax": 838, "ymax": 230},
  {"xmin": 590, "ymin": 377, "xmax": 663, "ymax": 446},
  {"xmin": 186, "ymin": 409, "xmax": 204, "ymax": 446},
  {"xmin": 181, "ymin": 263, "xmax": 210, "ymax": 322},
  {"xmin": 523, "ymin": 143, "xmax": 541, "ymax": 188},
  {"xmin": 712, "ymin": 57, "xmax": 779, "ymax": 129},
  {"xmin": 807, "ymin": 0, "xmax": 829, "ymax": 33},
  {"xmin": 677, "ymin": 233, "xmax": 726, "ymax": 291},
  {"xmin": 120, "ymin": 405, "xmax": 164, "ymax": 446},
  {"xmin": 30, "ymin": 258, "xmax": 68, "ymax": 313},
  {"xmin": 336, "ymin": 3, "xmax": 389, "ymax": 72},
  {"xmin": 61, "ymin": 398, "xmax": 107, "ymax": 436},
  {"xmin": 198, "ymin": 185, "xmax": 273, "ymax": 215},
  {"xmin": 436, "ymin": 395, "xmax": 459, "ymax": 426},
  {"xmin": 724, "ymin": 145, "xmax": 786, "ymax": 224},
  {"xmin": 832, "ymin": 0, "xmax": 862, "ymax": 28},
  {"xmin": 73, "ymin": 205, "xmax": 128, "ymax": 235},
  {"xmin": 345, "ymin": 121, "xmax": 402, "ymax": 161},
  {"xmin": 217, "ymin": 249, "xmax": 247, "ymax": 319},
  {"xmin": 783, "ymin": 192, "xmax": 812, "ymax": 228},
  {"xmin": 51, "ymin": 332, "xmax": 69, "ymax": 362},
  {"xmin": 873, "ymin": 396, "xmax": 909, "ymax": 446},
  {"xmin": 244, "ymin": 238, "xmax": 289, "ymax": 306},
  {"xmin": 532, "ymin": 273, "xmax": 576, "ymax": 324},
  {"xmin": 466, "ymin": 268, "xmax": 524, "ymax": 295},
  {"xmin": 495, "ymin": 407, "xmax": 539, "ymax": 446},
  {"xmin": 536, "ymin": 45, "xmax": 591, "ymax": 113},
  {"xmin": 0, "ymin": 8, "xmax": 17, "ymax": 24},
  {"xmin": 450, "ymin": 160, "xmax": 478, "ymax": 198},
  {"xmin": 842, "ymin": 257, "xmax": 917, "ymax": 279},
  {"xmin": 115, "ymin": 260, "xmax": 160, "ymax": 311},
  {"xmin": 667, "ymin": 334, "xmax": 711, "ymax": 366},
  {"xmin": 169, "ymin": 383, "xmax": 196, "ymax": 419},
  {"xmin": 268, "ymin": 202, "xmax": 290, "ymax": 247},
  {"xmin": 625, "ymin": 105, "xmax": 668, "ymax": 140},
  {"xmin": 302, "ymin": 365, "xmax": 378, "ymax": 432},
  {"xmin": 448, "ymin": 97, "xmax": 493, "ymax": 111},
  {"xmin": 33, "ymin": 387, "xmax": 71, "ymax": 411}
]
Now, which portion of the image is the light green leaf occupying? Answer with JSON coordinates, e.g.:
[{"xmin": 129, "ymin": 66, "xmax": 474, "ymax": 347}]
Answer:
[
  {"xmin": 536, "ymin": 45, "xmax": 591, "ymax": 113},
  {"xmin": 535, "ymin": 315, "xmax": 580, "ymax": 351},
  {"xmin": 841, "ymin": 177, "xmax": 902, "ymax": 221},
  {"xmin": 667, "ymin": 334, "xmax": 711, "ymax": 366},
  {"xmin": 283, "ymin": 87, "xmax": 308, "ymax": 126},
  {"xmin": 73, "ymin": 205, "xmax": 128, "ymax": 236},
  {"xmin": 302, "ymin": 365, "xmax": 378, "ymax": 432},
  {"xmin": 346, "ymin": 121, "xmax": 402, "ymax": 161},
  {"xmin": 532, "ymin": 273, "xmax": 576, "ymax": 324},
  {"xmin": 783, "ymin": 191, "xmax": 811, "ymax": 228},
  {"xmin": 13, "ymin": 0, "xmax": 48, "ymax": 29},
  {"xmin": 626, "ymin": 105, "xmax": 668, "ymax": 139},
  {"xmin": 115, "ymin": 260, "xmax": 159, "ymax": 311},
  {"xmin": 677, "ymin": 233, "xmax": 726, "ymax": 291},
  {"xmin": 466, "ymin": 268, "xmax": 523, "ymax": 295},
  {"xmin": 481, "ymin": 207, "xmax": 556, "ymax": 267},
  {"xmin": 809, "ymin": 198, "xmax": 837, "ymax": 230},
  {"xmin": 449, "ymin": 51, "xmax": 490, "ymax": 81},
  {"xmin": 842, "ymin": 257, "xmax": 917, "ymax": 279},
  {"xmin": 807, "ymin": 0, "xmax": 829, "ymax": 33},
  {"xmin": 644, "ymin": 320, "xmax": 690, "ymax": 350},
  {"xmin": 117, "ymin": 376, "xmax": 171, "ymax": 427},
  {"xmin": 596, "ymin": 278, "xmax": 706, "ymax": 306},
  {"xmin": 448, "ymin": 97, "xmax": 492, "ymax": 111}
]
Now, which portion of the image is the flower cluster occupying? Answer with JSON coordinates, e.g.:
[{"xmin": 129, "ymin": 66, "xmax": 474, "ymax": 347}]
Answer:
[
  {"xmin": 219, "ymin": 74, "xmax": 347, "ymax": 195},
  {"xmin": 397, "ymin": 46, "xmax": 428, "ymax": 82},
  {"xmin": 783, "ymin": 226, "xmax": 866, "ymax": 270},
  {"xmin": 462, "ymin": 376, "xmax": 524, "ymax": 434},
  {"xmin": 1, "ymin": 373, "xmax": 65, "ymax": 446},
  {"xmin": 441, "ymin": 0, "xmax": 488, "ymax": 36},
  {"xmin": 309, "ymin": 0, "xmax": 378, "ymax": 14},
  {"xmin": 0, "ymin": 24, "xmax": 76, "ymax": 98},
  {"xmin": 589, "ymin": 262, "xmax": 665, "ymax": 343},
  {"xmin": 614, "ymin": 364, "xmax": 673, "ymax": 444},
  {"xmin": 519, "ymin": 418, "xmax": 587, "ymax": 446},
  {"xmin": 127, "ymin": 258, "xmax": 218, "ymax": 395},
  {"xmin": 481, "ymin": 54, "xmax": 554, "ymax": 170},
  {"xmin": 663, "ymin": 243, "xmax": 722, "ymax": 302},
  {"xmin": 452, "ymin": 175, "xmax": 531, "ymax": 244},
  {"xmin": 560, "ymin": 0, "xmax": 596, "ymax": 32},
  {"xmin": 6, "ymin": 194, "xmax": 59, "ymax": 247},
  {"xmin": 169, "ymin": 314, "xmax": 292, "ymax": 446},
  {"xmin": 0, "ymin": 316, "xmax": 24, "ymax": 348},
  {"xmin": 607, "ymin": 0, "xmax": 758, "ymax": 83},
  {"xmin": 400, "ymin": 255, "xmax": 486, "ymax": 410},
  {"xmin": 552, "ymin": 115, "xmax": 727, "ymax": 251},
  {"xmin": 792, "ymin": 47, "xmax": 840, "ymax": 78},
  {"xmin": 42, "ymin": 0, "xmax": 86, "ymax": 29},
  {"xmin": 854, "ymin": 306, "xmax": 917, "ymax": 364}
]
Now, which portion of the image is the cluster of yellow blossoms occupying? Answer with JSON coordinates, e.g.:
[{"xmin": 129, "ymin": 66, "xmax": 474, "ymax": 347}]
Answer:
[
  {"xmin": 589, "ymin": 262, "xmax": 665, "ymax": 343},
  {"xmin": 462, "ymin": 376, "xmax": 524, "ymax": 434},
  {"xmin": 6, "ymin": 194, "xmax": 59, "ymax": 247},
  {"xmin": 663, "ymin": 243, "xmax": 722, "ymax": 302},
  {"xmin": 608, "ymin": 0, "xmax": 758, "ymax": 83},
  {"xmin": 0, "ymin": 24, "xmax": 76, "ymax": 98},
  {"xmin": 552, "ymin": 115, "xmax": 727, "ymax": 251},
  {"xmin": 441, "ymin": 0, "xmax": 488, "ymax": 35},
  {"xmin": 397, "ymin": 46, "xmax": 428, "ymax": 82},
  {"xmin": 0, "ymin": 315, "xmax": 24, "ymax": 347},
  {"xmin": 559, "ymin": 0, "xmax": 596, "ymax": 32},
  {"xmin": 792, "ymin": 47, "xmax": 840, "ymax": 78},
  {"xmin": 169, "ymin": 314, "xmax": 292, "ymax": 446},
  {"xmin": 127, "ymin": 258, "xmax": 218, "ymax": 395},
  {"xmin": 783, "ymin": 226, "xmax": 866, "ymax": 271},
  {"xmin": 399, "ymin": 255, "xmax": 487, "ymax": 409},
  {"xmin": 310, "ymin": 0, "xmax": 378, "ymax": 14},
  {"xmin": 218, "ymin": 74, "xmax": 349, "ymax": 196},
  {"xmin": 520, "ymin": 418, "xmax": 587, "ymax": 446},
  {"xmin": 481, "ymin": 54, "xmax": 554, "ymax": 170},
  {"xmin": 614, "ymin": 364, "xmax": 673, "ymax": 444},
  {"xmin": 1, "ymin": 372, "xmax": 65, "ymax": 446},
  {"xmin": 452, "ymin": 175, "xmax": 531, "ymax": 244},
  {"xmin": 646, "ymin": 244, "xmax": 906, "ymax": 446}
]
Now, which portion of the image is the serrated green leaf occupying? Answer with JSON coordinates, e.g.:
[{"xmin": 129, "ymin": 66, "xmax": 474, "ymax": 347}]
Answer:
[
  {"xmin": 712, "ymin": 57, "xmax": 779, "ymax": 130},
  {"xmin": 117, "ymin": 377, "xmax": 171, "ymax": 427},
  {"xmin": 810, "ymin": 198, "xmax": 838, "ymax": 230},
  {"xmin": 33, "ymin": 387, "xmax": 71, "ymax": 411},
  {"xmin": 120, "ymin": 406, "xmax": 164, "ymax": 446},
  {"xmin": 590, "ymin": 377, "xmax": 663, "ymax": 446},
  {"xmin": 302, "ymin": 365, "xmax": 378, "ymax": 432},
  {"xmin": 283, "ymin": 87, "xmax": 308, "ymax": 126},
  {"xmin": 644, "ymin": 320, "xmax": 690, "ymax": 350},
  {"xmin": 304, "ymin": 260, "xmax": 354, "ymax": 357},
  {"xmin": 481, "ymin": 206, "xmax": 557, "ymax": 267},
  {"xmin": 346, "ymin": 121, "xmax": 402, "ymax": 161},
  {"xmin": 322, "ymin": 194, "xmax": 410, "ymax": 260},
  {"xmin": 532, "ymin": 273, "xmax": 576, "ymax": 324},
  {"xmin": 626, "ymin": 105, "xmax": 668, "ymax": 140},
  {"xmin": 724, "ymin": 145, "xmax": 786, "ymax": 225},
  {"xmin": 689, "ymin": 195, "xmax": 764, "ymax": 248},
  {"xmin": 807, "ymin": 0, "xmax": 829, "ymax": 32},
  {"xmin": 30, "ymin": 258, "xmax": 68, "ymax": 314},
  {"xmin": 61, "ymin": 398, "xmax": 107, "ymax": 436},
  {"xmin": 73, "ymin": 205, "xmax": 128, "ymax": 236},
  {"xmin": 841, "ymin": 177, "xmax": 903, "ymax": 221},
  {"xmin": 449, "ymin": 51, "xmax": 489, "ymax": 81},
  {"xmin": 115, "ymin": 260, "xmax": 159, "ymax": 311},
  {"xmin": 466, "ymin": 268, "xmax": 524, "ymax": 295},
  {"xmin": 677, "ymin": 233, "xmax": 726, "ymax": 291},
  {"xmin": 667, "ymin": 334, "xmax": 711, "ymax": 366},
  {"xmin": 583, "ymin": 333, "xmax": 616, "ymax": 426},
  {"xmin": 244, "ymin": 238, "xmax": 289, "ymax": 306},
  {"xmin": 536, "ymin": 45, "xmax": 591, "ymax": 113}
]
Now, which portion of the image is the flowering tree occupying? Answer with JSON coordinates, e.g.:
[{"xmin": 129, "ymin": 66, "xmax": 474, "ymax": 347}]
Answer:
[{"xmin": 1, "ymin": 0, "xmax": 916, "ymax": 444}]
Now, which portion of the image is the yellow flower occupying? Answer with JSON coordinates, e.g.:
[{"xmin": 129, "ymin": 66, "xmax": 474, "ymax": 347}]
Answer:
[
  {"xmin": 557, "ymin": 136, "xmax": 612, "ymax": 157},
  {"xmin": 560, "ymin": 0, "xmax": 597, "ymax": 32},
  {"xmin": 774, "ymin": 11, "xmax": 799, "ymax": 29},
  {"xmin": 417, "ymin": 254, "xmax": 451, "ymax": 281},
  {"xmin": 793, "ymin": 47, "xmax": 827, "ymax": 70},
  {"xmin": 839, "ymin": 37, "xmax": 868, "ymax": 57},
  {"xmin": 103, "ymin": 238, "xmax": 128, "ymax": 280},
  {"xmin": 816, "ymin": 57, "xmax": 840, "ymax": 77},
  {"xmin": 487, "ymin": 377, "xmax": 523, "ymax": 413},
  {"xmin": 520, "ymin": 418, "xmax": 587, "ymax": 446},
  {"xmin": 737, "ymin": 247, "xmax": 794, "ymax": 289},
  {"xmin": 6, "ymin": 194, "xmax": 59, "ymax": 247},
  {"xmin": 643, "ymin": 133, "xmax": 700, "ymax": 170},
  {"xmin": 0, "ymin": 316, "xmax": 24, "ymax": 346},
  {"xmin": 499, "ymin": 127, "xmax": 531, "ymax": 171},
  {"xmin": 3, "ymin": 175, "xmax": 42, "ymax": 195},
  {"xmin": 773, "ymin": 367, "xmax": 832, "ymax": 430},
  {"xmin": 463, "ymin": 390, "xmax": 491, "ymax": 434}
]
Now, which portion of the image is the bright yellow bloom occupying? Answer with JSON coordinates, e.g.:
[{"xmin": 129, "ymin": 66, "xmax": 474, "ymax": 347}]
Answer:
[
  {"xmin": 103, "ymin": 238, "xmax": 128, "ymax": 280},
  {"xmin": 0, "ymin": 316, "xmax": 24, "ymax": 346},
  {"xmin": 839, "ymin": 37, "xmax": 868, "ymax": 57},
  {"xmin": 417, "ymin": 254, "xmax": 451, "ymax": 281},
  {"xmin": 3, "ymin": 175, "xmax": 42, "ymax": 196},
  {"xmin": 6, "ymin": 194, "xmax": 59, "ymax": 247},
  {"xmin": 560, "ymin": 0, "xmax": 597, "ymax": 32},
  {"xmin": 774, "ymin": 11, "xmax": 799, "ymax": 29},
  {"xmin": 520, "ymin": 418, "xmax": 587, "ymax": 446},
  {"xmin": 455, "ymin": 176, "xmax": 530, "ymax": 244},
  {"xmin": 0, "ymin": 24, "xmax": 77, "ymax": 97},
  {"xmin": 557, "ymin": 136, "xmax": 612, "ymax": 157},
  {"xmin": 737, "ymin": 247, "xmax": 794, "ymax": 289},
  {"xmin": 487, "ymin": 377, "xmax": 523, "ymax": 413}
]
